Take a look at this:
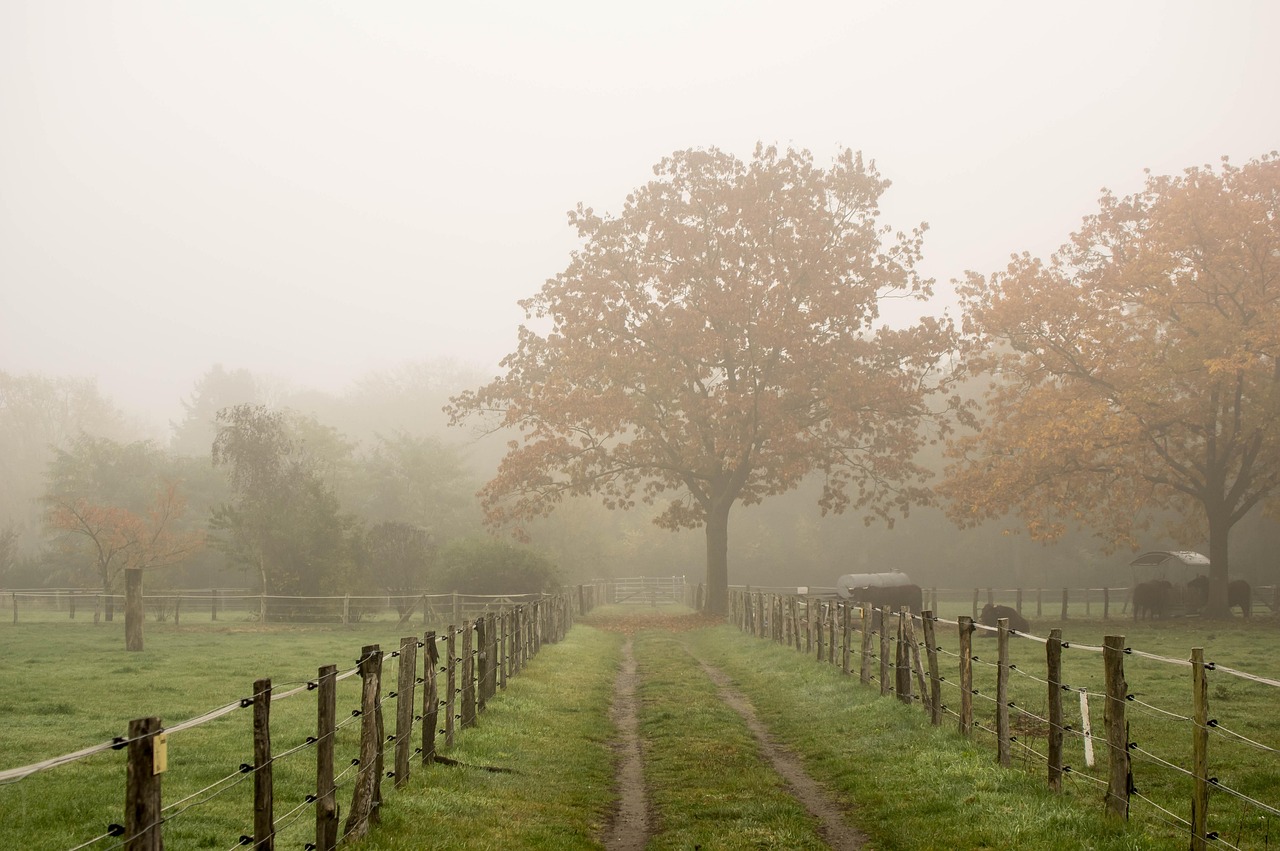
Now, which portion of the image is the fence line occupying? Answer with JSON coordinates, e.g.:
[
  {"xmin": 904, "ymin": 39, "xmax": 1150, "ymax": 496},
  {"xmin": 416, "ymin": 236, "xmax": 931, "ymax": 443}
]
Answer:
[
  {"xmin": 3, "ymin": 584, "xmax": 601, "ymax": 850},
  {"xmin": 727, "ymin": 588, "xmax": 1279, "ymax": 850}
]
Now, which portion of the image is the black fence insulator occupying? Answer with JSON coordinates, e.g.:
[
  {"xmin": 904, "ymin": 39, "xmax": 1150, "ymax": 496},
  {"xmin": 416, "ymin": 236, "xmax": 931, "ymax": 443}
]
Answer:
[
  {"xmin": 238, "ymin": 763, "xmax": 253, "ymax": 773},
  {"xmin": 107, "ymin": 824, "xmax": 125, "ymax": 837}
]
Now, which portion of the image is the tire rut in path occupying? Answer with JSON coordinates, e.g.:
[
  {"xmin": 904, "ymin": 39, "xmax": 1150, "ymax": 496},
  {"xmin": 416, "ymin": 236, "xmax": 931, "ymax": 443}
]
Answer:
[
  {"xmin": 604, "ymin": 637, "xmax": 651, "ymax": 851},
  {"xmin": 688, "ymin": 648, "xmax": 869, "ymax": 850}
]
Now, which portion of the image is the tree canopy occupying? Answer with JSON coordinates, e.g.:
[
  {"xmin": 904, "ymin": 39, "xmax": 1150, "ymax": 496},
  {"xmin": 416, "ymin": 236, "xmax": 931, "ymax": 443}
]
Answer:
[
  {"xmin": 942, "ymin": 153, "xmax": 1280, "ymax": 618},
  {"xmin": 448, "ymin": 144, "xmax": 959, "ymax": 613}
]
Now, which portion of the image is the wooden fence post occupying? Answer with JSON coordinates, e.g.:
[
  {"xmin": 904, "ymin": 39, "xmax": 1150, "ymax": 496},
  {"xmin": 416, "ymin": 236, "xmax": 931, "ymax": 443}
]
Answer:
[
  {"xmin": 816, "ymin": 602, "xmax": 825, "ymax": 662},
  {"xmin": 1103, "ymin": 587, "xmax": 1110, "ymax": 621},
  {"xmin": 958, "ymin": 616, "xmax": 974, "ymax": 738},
  {"xmin": 211, "ymin": 589, "xmax": 219, "ymax": 622},
  {"xmin": 859, "ymin": 605, "xmax": 872, "ymax": 685},
  {"xmin": 125, "ymin": 569, "xmax": 144, "ymax": 652},
  {"xmin": 841, "ymin": 603, "xmax": 851, "ymax": 676},
  {"xmin": 996, "ymin": 618, "xmax": 1011, "ymax": 768},
  {"xmin": 1015, "ymin": 587, "xmax": 1023, "ymax": 615},
  {"xmin": 1061, "ymin": 587, "xmax": 1069, "ymax": 620},
  {"xmin": 1190, "ymin": 647, "xmax": 1210, "ymax": 850},
  {"xmin": 1036, "ymin": 587, "xmax": 1042, "ymax": 618},
  {"xmin": 259, "ymin": 593, "xmax": 267, "ymax": 624},
  {"xmin": 878, "ymin": 613, "xmax": 891, "ymax": 697},
  {"xmin": 904, "ymin": 613, "xmax": 929, "ymax": 716},
  {"xmin": 895, "ymin": 611, "xmax": 912, "ymax": 705},
  {"xmin": 1102, "ymin": 635, "xmax": 1130, "ymax": 820},
  {"xmin": 445, "ymin": 628, "xmax": 457, "ymax": 748},
  {"xmin": 422, "ymin": 632, "xmax": 439, "ymax": 766},
  {"xmin": 1047, "ymin": 628, "xmax": 1064, "ymax": 792},
  {"xmin": 475, "ymin": 617, "xmax": 488, "ymax": 716},
  {"xmin": 499, "ymin": 612, "xmax": 509, "ymax": 691},
  {"xmin": 394, "ymin": 636, "xmax": 417, "ymax": 788},
  {"xmin": 315, "ymin": 664, "xmax": 338, "ymax": 851},
  {"xmin": 922, "ymin": 611, "xmax": 942, "ymax": 726},
  {"xmin": 462, "ymin": 620, "xmax": 476, "ymax": 728},
  {"xmin": 972, "ymin": 588, "xmax": 980, "ymax": 621},
  {"xmin": 827, "ymin": 607, "xmax": 836, "ymax": 665},
  {"xmin": 252, "ymin": 678, "xmax": 273, "ymax": 849},
  {"xmin": 124, "ymin": 716, "xmax": 163, "ymax": 851},
  {"xmin": 344, "ymin": 646, "xmax": 382, "ymax": 841}
]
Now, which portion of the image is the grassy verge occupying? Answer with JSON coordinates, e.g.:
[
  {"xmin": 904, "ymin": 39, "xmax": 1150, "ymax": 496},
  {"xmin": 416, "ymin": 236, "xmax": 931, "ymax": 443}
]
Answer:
[{"xmin": 682, "ymin": 625, "xmax": 1176, "ymax": 850}]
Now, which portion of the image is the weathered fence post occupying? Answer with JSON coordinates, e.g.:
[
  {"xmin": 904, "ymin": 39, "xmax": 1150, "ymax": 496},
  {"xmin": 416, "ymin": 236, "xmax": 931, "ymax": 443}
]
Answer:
[
  {"xmin": 996, "ymin": 618, "xmax": 1011, "ymax": 767},
  {"xmin": 445, "ymin": 628, "xmax": 457, "ymax": 747},
  {"xmin": 315, "ymin": 664, "xmax": 338, "ymax": 851},
  {"xmin": 841, "ymin": 603, "xmax": 851, "ymax": 676},
  {"xmin": 252, "ymin": 677, "xmax": 274, "ymax": 849},
  {"xmin": 878, "ymin": 612, "xmax": 891, "ymax": 697},
  {"xmin": 394, "ymin": 636, "xmax": 417, "ymax": 788},
  {"xmin": 345, "ymin": 646, "xmax": 383, "ymax": 840},
  {"xmin": 124, "ymin": 716, "xmax": 163, "ymax": 851},
  {"xmin": 972, "ymin": 588, "xmax": 980, "ymax": 621},
  {"xmin": 1190, "ymin": 646, "xmax": 1210, "ymax": 850},
  {"xmin": 815, "ymin": 602, "xmax": 825, "ymax": 662},
  {"xmin": 859, "ymin": 605, "xmax": 872, "ymax": 685},
  {"xmin": 211, "ymin": 589, "xmax": 219, "ymax": 621},
  {"xmin": 827, "ymin": 606, "xmax": 836, "ymax": 666},
  {"xmin": 904, "ymin": 613, "xmax": 929, "ymax": 716},
  {"xmin": 1060, "ymin": 587, "xmax": 1069, "ymax": 620},
  {"xmin": 1103, "ymin": 587, "xmax": 1110, "ymax": 621},
  {"xmin": 922, "ymin": 611, "xmax": 942, "ymax": 726},
  {"xmin": 125, "ymin": 568, "xmax": 145, "ymax": 652},
  {"xmin": 461, "ymin": 619, "xmax": 477, "ymax": 728},
  {"xmin": 1102, "ymin": 635, "xmax": 1130, "ymax": 820},
  {"xmin": 422, "ymin": 632, "xmax": 439, "ymax": 766},
  {"xmin": 895, "ymin": 611, "xmax": 912, "ymax": 705},
  {"xmin": 475, "ymin": 617, "xmax": 488, "ymax": 716},
  {"xmin": 958, "ymin": 616, "xmax": 974, "ymax": 737},
  {"xmin": 1047, "ymin": 628, "xmax": 1064, "ymax": 792}
]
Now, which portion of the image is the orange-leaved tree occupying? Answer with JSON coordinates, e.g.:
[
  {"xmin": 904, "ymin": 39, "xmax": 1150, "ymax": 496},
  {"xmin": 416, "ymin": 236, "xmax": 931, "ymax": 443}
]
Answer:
[
  {"xmin": 942, "ymin": 153, "xmax": 1280, "ymax": 619},
  {"xmin": 447, "ymin": 144, "xmax": 960, "ymax": 614}
]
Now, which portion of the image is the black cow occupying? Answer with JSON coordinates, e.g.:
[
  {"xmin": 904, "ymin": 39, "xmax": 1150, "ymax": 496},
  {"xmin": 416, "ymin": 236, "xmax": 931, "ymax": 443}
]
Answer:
[
  {"xmin": 847, "ymin": 583, "xmax": 923, "ymax": 629},
  {"xmin": 1187, "ymin": 575, "xmax": 1252, "ymax": 618},
  {"xmin": 1132, "ymin": 579, "xmax": 1173, "ymax": 620},
  {"xmin": 978, "ymin": 602, "xmax": 1030, "ymax": 633}
]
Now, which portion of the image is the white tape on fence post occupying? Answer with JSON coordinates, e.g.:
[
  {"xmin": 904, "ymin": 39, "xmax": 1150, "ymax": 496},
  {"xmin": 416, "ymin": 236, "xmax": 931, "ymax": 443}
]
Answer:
[{"xmin": 1079, "ymin": 689, "xmax": 1095, "ymax": 769}]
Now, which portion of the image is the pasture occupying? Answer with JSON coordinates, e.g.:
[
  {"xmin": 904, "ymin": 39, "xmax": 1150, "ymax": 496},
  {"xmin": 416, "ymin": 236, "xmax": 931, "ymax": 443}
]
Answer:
[{"xmin": 3, "ymin": 605, "xmax": 1278, "ymax": 849}]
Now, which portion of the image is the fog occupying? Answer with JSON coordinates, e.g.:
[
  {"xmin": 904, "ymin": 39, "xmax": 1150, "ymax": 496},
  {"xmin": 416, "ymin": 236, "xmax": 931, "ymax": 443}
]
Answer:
[{"xmin": 4, "ymin": 1, "xmax": 1277, "ymax": 431}]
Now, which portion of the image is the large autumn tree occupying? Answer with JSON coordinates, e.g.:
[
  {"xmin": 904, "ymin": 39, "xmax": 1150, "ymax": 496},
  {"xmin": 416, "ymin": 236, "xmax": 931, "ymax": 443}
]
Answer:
[
  {"xmin": 943, "ymin": 154, "xmax": 1280, "ymax": 618},
  {"xmin": 448, "ymin": 144, "xmax": 959, "ymax": 614}
]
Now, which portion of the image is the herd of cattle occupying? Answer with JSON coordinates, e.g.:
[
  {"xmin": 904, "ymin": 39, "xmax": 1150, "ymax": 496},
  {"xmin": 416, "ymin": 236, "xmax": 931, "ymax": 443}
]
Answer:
[{"xmin": 836, "ymin": 573, "xmax": 1254, "ymax": 631}]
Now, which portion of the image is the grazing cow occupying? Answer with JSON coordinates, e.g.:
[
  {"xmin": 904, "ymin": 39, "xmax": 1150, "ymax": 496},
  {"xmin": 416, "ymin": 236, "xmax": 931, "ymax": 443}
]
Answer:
[
  {"xmin": 978, "ymin": 602, "xmax": 1030, "ymax": 633},
  {"xmin": 1186, "ymin": 575, "xmax": 1253, "ymax": 618},
  {"xmin": 842, "ymin": 583, "xmax": 923, "ymax": 630},
  {"xmin": 1132, "ymin": 579, "xmax": 1173, "ymax": 620}
]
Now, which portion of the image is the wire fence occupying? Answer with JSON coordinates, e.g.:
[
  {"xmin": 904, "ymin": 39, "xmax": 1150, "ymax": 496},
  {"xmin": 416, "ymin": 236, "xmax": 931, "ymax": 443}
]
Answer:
[
  {"xmin": 728, "ymin": 588, "xmax": 1280, "ymax": 851},
  {"xmin": 1, "ymin": 586, "xmax": 599, "ymax": 850}
]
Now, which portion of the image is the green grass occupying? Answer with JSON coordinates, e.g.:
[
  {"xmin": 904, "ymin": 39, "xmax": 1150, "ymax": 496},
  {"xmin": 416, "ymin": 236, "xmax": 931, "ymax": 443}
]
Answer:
[{"xmin": 4, "ymin": 608, "xmax": 1277, "ymax": 850}]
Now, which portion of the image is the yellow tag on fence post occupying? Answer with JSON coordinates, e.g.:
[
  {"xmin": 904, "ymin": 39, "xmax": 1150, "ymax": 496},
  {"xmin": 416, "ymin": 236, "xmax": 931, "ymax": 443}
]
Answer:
[{"xmin": 153, "ymin": 732, "xmax": 168, "ymax": 775}]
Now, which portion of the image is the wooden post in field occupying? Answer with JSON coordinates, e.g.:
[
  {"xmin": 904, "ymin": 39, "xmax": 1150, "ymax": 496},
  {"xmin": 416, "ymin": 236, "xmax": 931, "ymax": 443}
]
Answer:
[
  {"xmin": 345, "ymin": 646, "xmax": 382, "ymax": 840},
  {"xmin": 1046, "ymin": 629, "xmax": 1064, "ymax": 792},
  {"xmin": 452, "ymin": 591, "xmax": 461, "ymax": 626},
  {"xmin": 315, "ymin": 665, "xmax": 338, "ymax": 851},
  {"xmin": 1085, "ymin": 587, "xmax": 1092, "ymax": 617},
  {"xmin": 211, "ymin": 589, "xmax": 219, "ymax": 622},
  {"xmin": 475, "ymin": 617, "xmax": 488, "ymax": 716},
  {"xmin": 878, "ymin": 615, "xmax": 891, "ymax": 697},
  {"xmin": 1061, "ymin": 587, "xmax": 1069, "ymax": 620},
  {"xmin": 971, "ymin": 588, "xmax": 979, "ymax": 620},
  {"xmin": 1103, "ymin": 587, "xmax": 1110, "ymax": 621},
  {"xmin": 422, "ymin": 632, "xmax": 439, "ymax": 766},
  {"xmin": 461, "ymin": 619, "xmax": 476, "ymax": 728},
  {"xmin": 69, "ymin": 594, "xmax": 76, "ymax": 619},
  {"xmin": 805, "ymin": 598, "xmax": 814, "ymax": 653},
  {"xmin": 958, "ymin": 616, "xmax": 974, "ymax": 737},
  {"xmin": 125, "ymin": 569, "xmax": 144, "ymax": 652},
  {"xmin": 841, "ymin": 604, "xmax": 851, "ymax": 675},
  {"xmin": 124, "ymin": 716, "xmax": 163, "ymax": 851},
  {"xmin": 791, "ymin": 597, "xmax": 802, "ymax": 652},
  {"xmin": 252, "ymin": 678, "xmax": 274, "ymax": 849},
  {"xmin": 1036, "ymin": 587, "xmax": 1042, "ymax": 618},
  {"xmin": 1015, "ymin": 587, "xmax": 1023, "ymax": 615},
  {"xmin": 922, "ymin": 612, "xmax": 942, "ymax": 726},
  {"xmin": 996, "ymin": 618, "xmax": 1011, "ymax": 768},
  {"xmin": 904, "ymin": 613, "xmax": 929, "ymax": 716},
  {"xmin": 259, "ymin": 592, "xmax": 267, "ymax": 624},
  {"xmin": 1190, "ymin": 647, "xmax": 1210, "ymax": 850},
  {"xmin": 930, "ymin": 587, "xmax": 938, "ymax": 612},
  {"xmin": 173, "ymin": 595, "xmax": 180, "ymax": 628},
  {"xmin": 815, "ymin": 603, "xmax": 825, "ymax": 662},
  {"xmin": 342, "ymin": 594, "xmax": 350, "ymax": 626},
  {"xmin": 1102, "ymin": 635, "xmax": 1130, "ymax": 820},
  {"xmin": 895, "ymin": 611, "xmax": 912, "ymax": 705},
  {"xmin": 445, "ymin": 628, "xmax": 457, "ymax": 747},
  {"xmin": 859, "ymin": 605, "xmax": 872, "ymax": 685},
  {"xmin": 499, "ymin": 611, "xmax": 509, "ymax": 691},
  {"xmin": 394, "ymin": 636, "xmax": 417, "ymax": 788}
]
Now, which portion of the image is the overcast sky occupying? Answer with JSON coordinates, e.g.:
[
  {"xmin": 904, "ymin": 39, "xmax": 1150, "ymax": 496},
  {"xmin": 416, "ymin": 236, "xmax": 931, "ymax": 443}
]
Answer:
[{"xmin": 3, "ymin": 1, "xmax": 1277, "ymax": 432}]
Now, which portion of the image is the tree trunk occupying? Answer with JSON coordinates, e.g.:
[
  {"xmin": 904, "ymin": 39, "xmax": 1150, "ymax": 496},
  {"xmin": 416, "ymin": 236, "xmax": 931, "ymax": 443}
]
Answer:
[
  {"xmin": 1204, "ymin": 508, "xmax": 1231, "ymax": 620},
  {"xmin": 704, "ymin": 499, "xmax": 731, "ymax": 616}
]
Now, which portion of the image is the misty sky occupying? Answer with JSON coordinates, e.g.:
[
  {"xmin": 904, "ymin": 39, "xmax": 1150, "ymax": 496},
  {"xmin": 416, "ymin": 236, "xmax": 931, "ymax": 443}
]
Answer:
[{"xmin": 3, "ymin": 1, "xmax": 1278, "ymax": 432}]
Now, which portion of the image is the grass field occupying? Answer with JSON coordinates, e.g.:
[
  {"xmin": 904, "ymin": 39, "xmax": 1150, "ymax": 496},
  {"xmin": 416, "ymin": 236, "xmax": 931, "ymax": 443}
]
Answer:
[{"xmin": 2, "ymin": 607, "xmax": 1277, "ymax": 849}]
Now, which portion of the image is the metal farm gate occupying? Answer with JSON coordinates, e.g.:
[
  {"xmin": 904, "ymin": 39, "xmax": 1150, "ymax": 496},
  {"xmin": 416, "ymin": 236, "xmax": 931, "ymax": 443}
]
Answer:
[{"xmin": 607, "ymin": 575, "xmax": 687, "ymax": 605}]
